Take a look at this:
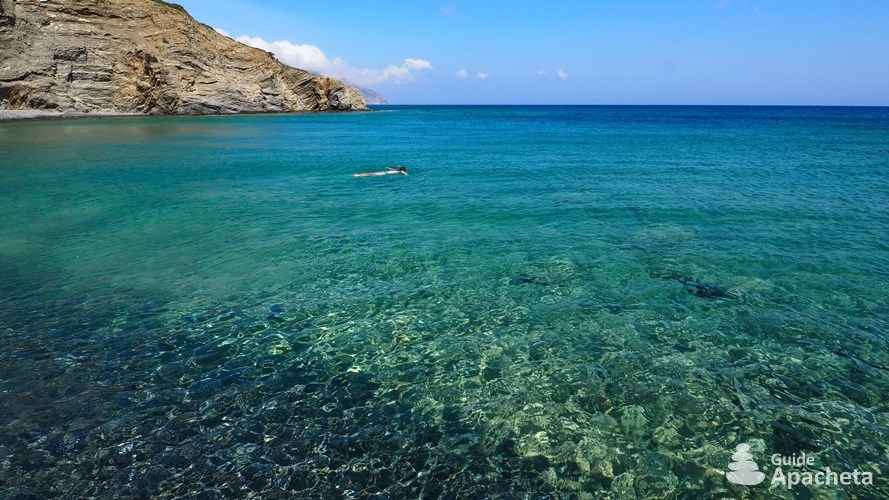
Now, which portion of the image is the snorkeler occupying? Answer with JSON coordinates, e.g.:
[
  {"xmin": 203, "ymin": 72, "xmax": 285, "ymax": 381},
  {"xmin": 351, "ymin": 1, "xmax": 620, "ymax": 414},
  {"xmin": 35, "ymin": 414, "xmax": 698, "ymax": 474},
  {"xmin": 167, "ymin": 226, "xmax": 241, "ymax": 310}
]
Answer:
[{"xmin": 353, "ymin": 166, "xmax": 408, "ymax": 177}]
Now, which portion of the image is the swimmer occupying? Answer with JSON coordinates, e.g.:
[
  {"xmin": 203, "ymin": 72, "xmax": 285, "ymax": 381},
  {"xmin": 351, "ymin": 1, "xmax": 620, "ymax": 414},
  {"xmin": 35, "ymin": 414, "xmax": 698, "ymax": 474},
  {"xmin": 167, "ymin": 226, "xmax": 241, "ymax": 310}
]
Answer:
[{"xmin": 353, "ymin": 166, "xmax": 408, "ymax": 177}]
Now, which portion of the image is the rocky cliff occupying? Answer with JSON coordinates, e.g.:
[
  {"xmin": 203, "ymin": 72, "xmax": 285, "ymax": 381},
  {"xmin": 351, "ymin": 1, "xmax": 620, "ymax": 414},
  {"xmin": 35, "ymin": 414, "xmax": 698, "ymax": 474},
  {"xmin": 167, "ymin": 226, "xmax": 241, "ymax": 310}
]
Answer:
[{"xmin": 0, "ymin": 0, "xmax": 367, "ymax": 114}]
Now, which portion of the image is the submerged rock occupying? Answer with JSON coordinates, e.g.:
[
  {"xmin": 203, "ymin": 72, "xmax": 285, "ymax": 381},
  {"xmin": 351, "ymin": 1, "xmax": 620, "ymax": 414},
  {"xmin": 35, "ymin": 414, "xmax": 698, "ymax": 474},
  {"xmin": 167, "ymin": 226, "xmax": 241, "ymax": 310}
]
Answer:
[
  {"xmin": 510, "ymin": 274, "xmax": 552, "ymax": 286},
  {"xmin": 686, "ymin": 281, "xmax": 731, "ymax": 299},
  {"xmin": 649, "ymin": 269, "xmax": 735, "ymax": 299},
  {"xmin": 0, "ymin": 0, "xmax": 367, "ymax": 115}
]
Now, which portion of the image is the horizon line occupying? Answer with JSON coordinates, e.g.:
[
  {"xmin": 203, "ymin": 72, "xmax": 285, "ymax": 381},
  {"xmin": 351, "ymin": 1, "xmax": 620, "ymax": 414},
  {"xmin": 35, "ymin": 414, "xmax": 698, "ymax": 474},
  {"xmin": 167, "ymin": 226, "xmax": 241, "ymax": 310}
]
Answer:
[{"xmin": 367, "ymin": 103, "xmax": 889, "ymax": 108}]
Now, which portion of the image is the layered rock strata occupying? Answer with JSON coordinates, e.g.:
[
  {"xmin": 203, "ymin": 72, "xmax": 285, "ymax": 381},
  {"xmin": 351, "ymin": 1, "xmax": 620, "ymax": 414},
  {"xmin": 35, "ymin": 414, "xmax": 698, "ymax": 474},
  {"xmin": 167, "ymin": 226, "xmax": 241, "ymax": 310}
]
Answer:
[{"xmin": 0, "ymin": 0, "xmax": 367, "ymax": 114}]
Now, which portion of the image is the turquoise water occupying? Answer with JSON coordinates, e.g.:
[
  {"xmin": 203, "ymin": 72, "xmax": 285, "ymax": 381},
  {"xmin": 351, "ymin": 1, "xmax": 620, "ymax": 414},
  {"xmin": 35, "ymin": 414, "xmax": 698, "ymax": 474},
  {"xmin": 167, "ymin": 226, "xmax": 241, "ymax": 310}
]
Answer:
[{"xmin": 1, "ymin": 106, "xmax": 887, "ymax": 497}]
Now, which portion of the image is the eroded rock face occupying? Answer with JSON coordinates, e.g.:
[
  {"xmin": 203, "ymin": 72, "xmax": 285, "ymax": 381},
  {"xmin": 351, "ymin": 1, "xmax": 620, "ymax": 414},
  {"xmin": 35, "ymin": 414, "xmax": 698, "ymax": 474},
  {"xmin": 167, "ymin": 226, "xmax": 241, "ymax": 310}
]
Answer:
[{"xmin": 0, "ymin": 0, "xmax": 367, "ymax": 114}]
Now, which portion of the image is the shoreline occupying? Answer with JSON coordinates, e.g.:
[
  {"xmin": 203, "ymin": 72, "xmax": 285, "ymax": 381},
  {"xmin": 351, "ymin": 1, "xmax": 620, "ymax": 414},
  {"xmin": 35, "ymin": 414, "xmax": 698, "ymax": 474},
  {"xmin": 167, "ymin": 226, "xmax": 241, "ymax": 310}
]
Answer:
[
  {"xmin": 4, "ymin": 105, "xmax": 884, "ymax": 123},
  {"xmin": 0, "ymin": 108, "xmax": 373, "ymax": 122},
  {"xmin": 0, "ymin": 109, "xmax": 138, "ymax": 122}
]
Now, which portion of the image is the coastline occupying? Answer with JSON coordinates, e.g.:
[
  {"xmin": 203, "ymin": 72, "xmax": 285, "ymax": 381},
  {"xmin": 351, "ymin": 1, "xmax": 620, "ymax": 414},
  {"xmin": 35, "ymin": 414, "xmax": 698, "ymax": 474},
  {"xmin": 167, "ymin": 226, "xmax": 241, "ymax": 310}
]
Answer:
[
  {"xmin": 0, "ymin": 108, "xmax": 374, "ymax": 122},
  {"xmin": 6, "ymin": 105, "xmax": 885, "ymax": 123},
  {"xmin": 0, "ymin": 109, "xmax": 138, "ymax": 122}
]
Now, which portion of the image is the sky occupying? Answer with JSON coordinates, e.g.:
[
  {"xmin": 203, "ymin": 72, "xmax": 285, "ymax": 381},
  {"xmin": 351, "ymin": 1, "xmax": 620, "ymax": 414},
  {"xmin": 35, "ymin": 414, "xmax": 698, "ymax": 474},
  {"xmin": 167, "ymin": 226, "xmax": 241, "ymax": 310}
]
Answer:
[{"xmin": 175, "ymin": 0, "xmax": 889, "ymax": 105}]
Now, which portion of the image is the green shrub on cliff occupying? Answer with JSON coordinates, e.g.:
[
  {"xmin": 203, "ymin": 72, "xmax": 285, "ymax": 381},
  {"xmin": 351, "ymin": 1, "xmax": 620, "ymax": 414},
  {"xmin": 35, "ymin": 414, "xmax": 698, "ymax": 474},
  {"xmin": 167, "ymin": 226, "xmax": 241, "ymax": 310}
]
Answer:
[{"xmin": 151, "ymin": 0, "xmax": 187, "ymax": 14}]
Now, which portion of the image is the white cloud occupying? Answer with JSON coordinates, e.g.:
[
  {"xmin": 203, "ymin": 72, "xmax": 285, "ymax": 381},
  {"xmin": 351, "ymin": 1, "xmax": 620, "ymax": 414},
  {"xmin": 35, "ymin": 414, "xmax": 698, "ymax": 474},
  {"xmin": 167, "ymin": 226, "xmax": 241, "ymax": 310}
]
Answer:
[
  {"xmin": 536, "ymin": 69, "xmax": 547, "ymax": 76},
  {"xmin": 477, "ymin": 72, "xmax": 490, "ymax": 80},
  {"xmin": 556, "ymin": 68, "xmax": 568, "ymax": 80},
  {"xmin": 404, "ymin": 58, "xmax": 433, "ymax": 71},
  {"xmin": 236, "ymin": 35, "xmax": 432, "ymax": 86},
  {"xmin": 214, "ymin": 27, "xmax": 231, "ymax": 38},
  {"xmin": 455, "ymin": 68, "xmax": 468, "ymax": 80},
  {"xmin": 717, "ymin": 0, "xmax": 731, "ymax": 9}
]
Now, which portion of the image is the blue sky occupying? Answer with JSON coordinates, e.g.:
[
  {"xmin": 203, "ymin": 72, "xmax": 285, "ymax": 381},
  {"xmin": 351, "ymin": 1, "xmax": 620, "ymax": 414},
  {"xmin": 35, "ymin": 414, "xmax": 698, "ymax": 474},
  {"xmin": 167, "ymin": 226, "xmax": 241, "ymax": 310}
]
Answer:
[{"xmin": 176, "ymin": 0, "xmax": 889, "ymax": 105}]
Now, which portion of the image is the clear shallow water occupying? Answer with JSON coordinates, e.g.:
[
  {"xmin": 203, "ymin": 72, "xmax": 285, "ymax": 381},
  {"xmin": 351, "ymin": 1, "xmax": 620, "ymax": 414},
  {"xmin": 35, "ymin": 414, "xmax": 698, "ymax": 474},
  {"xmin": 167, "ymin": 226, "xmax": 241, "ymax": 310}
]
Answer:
[{"xmin": 0, "ymin": 106, "xmax": 887, "ymax": 497}]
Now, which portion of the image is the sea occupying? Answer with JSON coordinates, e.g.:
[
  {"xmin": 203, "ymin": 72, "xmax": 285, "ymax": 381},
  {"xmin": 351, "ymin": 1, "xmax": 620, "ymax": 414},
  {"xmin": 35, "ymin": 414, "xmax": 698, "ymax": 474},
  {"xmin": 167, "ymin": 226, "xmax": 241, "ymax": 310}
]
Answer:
[{"xmin": 1, "ymin": 106, "xmax": 887, "ymax": 497}]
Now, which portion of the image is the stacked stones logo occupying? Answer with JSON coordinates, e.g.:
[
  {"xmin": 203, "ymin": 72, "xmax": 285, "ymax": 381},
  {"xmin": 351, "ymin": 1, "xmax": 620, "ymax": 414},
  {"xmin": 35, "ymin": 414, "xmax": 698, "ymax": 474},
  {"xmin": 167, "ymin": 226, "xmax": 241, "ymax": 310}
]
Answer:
[{"xmin": 726, "ymin": 443, "xmax": 766, "ymax": 486}]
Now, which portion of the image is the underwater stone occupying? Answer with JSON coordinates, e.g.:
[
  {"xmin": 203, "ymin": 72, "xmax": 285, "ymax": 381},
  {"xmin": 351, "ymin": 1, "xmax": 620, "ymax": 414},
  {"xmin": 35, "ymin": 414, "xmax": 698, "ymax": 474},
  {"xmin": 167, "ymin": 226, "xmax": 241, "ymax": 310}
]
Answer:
[
  {"xmin": 673, "ymin": 341, "xmax": 695, "ymax": 353},
  {"xmin": 240, "ymin": 463, "xmax": 275, "ymax": 491},
  {"xmin": 619, "ymin": 405, "xmax": 650, "ymax": 441},
  {"xmin": 686, "ymin": 281, "xmax": 730, "ymax": 299},
  {"xmin": 649, "ymin": 269, "xmax": 734, "ymax": 299},
  {"xmin": 611, "ymin": 472, "xmax": 636, "ymax": 497},
  {"xmin": 772, "ymin": 419, "xmax": 820, "ymax": 454},
  {"xmin": 442, "ymin": 406, "xmax": 462, "ymax": 422},
  {"xmin": 510, "ymin": 274, "xmax": 552, "ymax": 286},
  {"xmin": 653, "ymin": 425, "xmax": 682, "ymax": 447}
]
